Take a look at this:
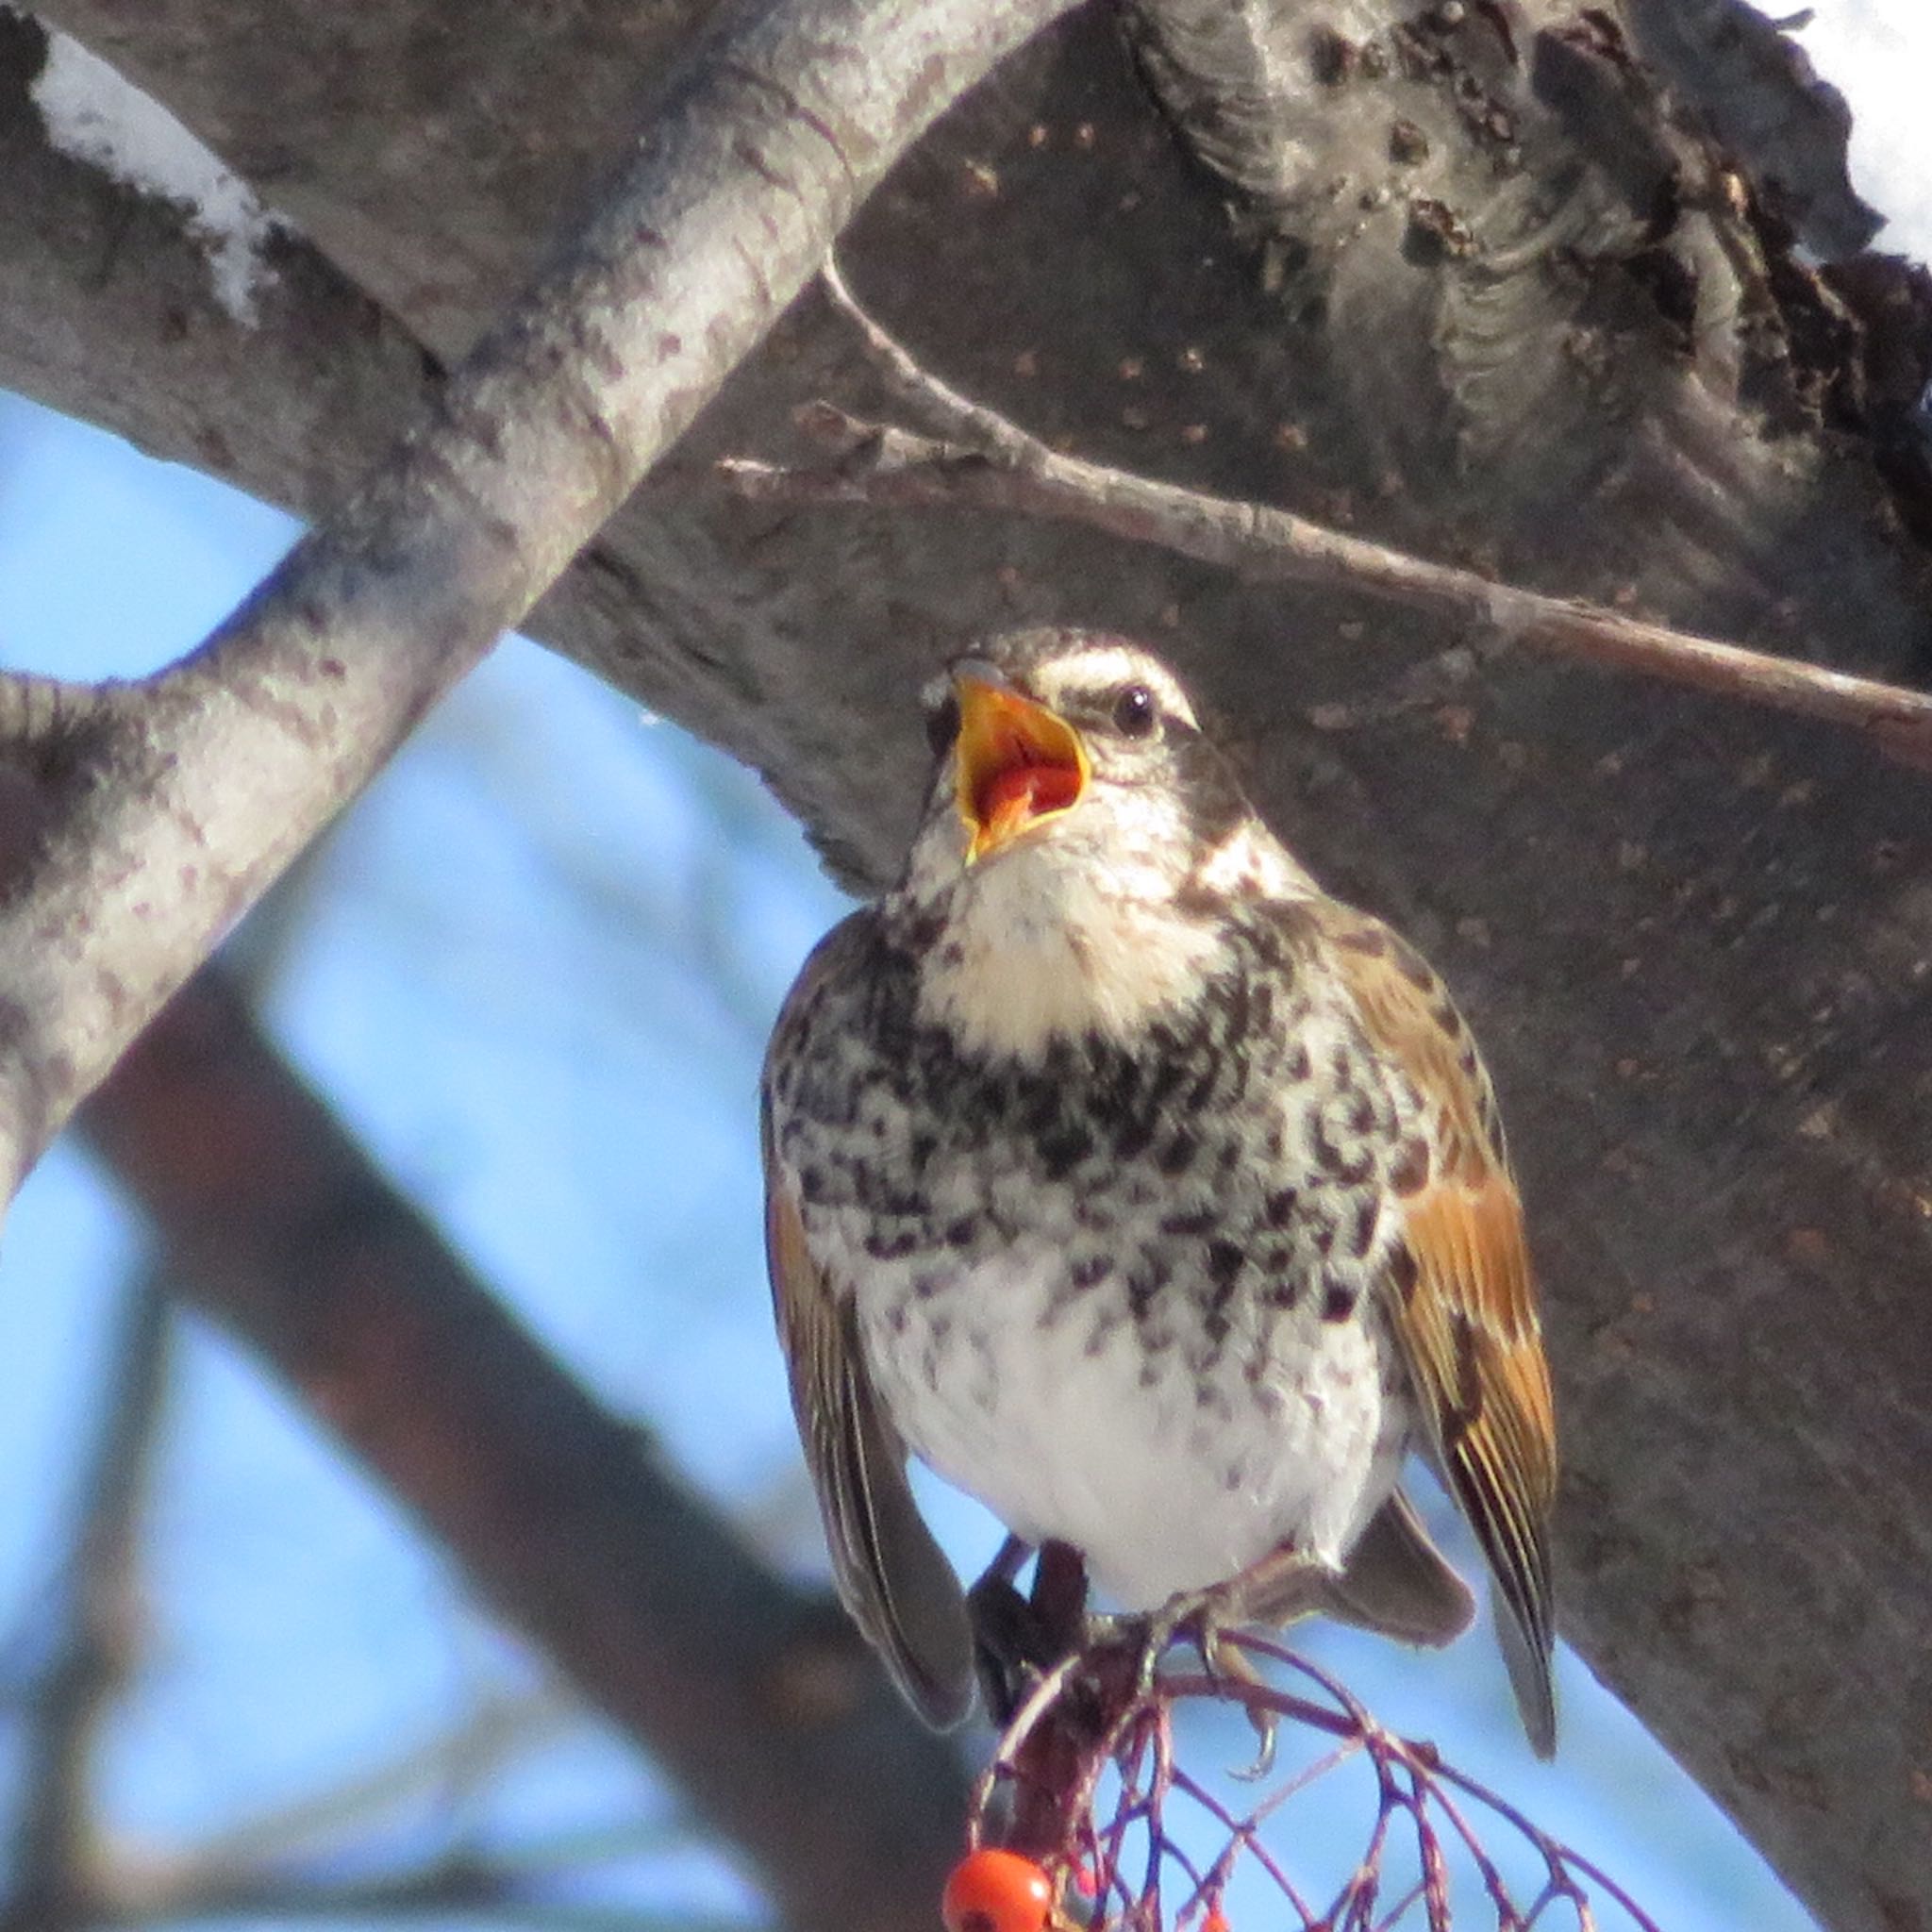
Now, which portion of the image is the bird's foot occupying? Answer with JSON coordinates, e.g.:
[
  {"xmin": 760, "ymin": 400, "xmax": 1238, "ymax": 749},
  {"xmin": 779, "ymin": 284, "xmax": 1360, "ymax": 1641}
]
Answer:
[
  {"xmin": 1216, "ymin": 1641, "xmax": 1279, "ymax": 1782},
  {"xmin": 969, "ymin": 1573, "xmax": 1049, "ymax": 1726},
  {"xmin": 1210, "ymin": 1544, "xmax": 1343, "ymax": 1777},
  {"xmin": 1114, "ymin": 1584, "xmax": 1225, "ymax": 1698},
  {"xmin": 1123, "ymin": 1549, "xmax": 1335, "ymax": 1776},
  {"xmin": 1161, "ymin": 1589, "xmax": 1279, "ymax": 1779}
]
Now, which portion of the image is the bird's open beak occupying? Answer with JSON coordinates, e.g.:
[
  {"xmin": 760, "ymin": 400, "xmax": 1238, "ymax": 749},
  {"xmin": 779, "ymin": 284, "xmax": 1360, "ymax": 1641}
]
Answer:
[{"xmin": 952, "ymin": 671, "xmax": 1089, "ymax": 863}]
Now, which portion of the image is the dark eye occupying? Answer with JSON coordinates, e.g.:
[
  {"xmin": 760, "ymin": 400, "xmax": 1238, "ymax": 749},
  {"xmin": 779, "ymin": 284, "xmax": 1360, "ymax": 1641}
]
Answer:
[
  {"xmin": 1111, "ymin": 683, "xmax": 1158, "ymax": 738},
  {"xmin": 924, "ymin": 693, "xmax": 960, "ymax": 757}
]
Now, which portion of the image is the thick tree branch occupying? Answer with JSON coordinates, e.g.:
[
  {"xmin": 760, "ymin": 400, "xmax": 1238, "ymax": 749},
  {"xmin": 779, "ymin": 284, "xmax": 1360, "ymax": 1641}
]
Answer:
[
  {"xmin": 0, "ymin": 0, "xmax": 1086, "ymax": 1213},
  {"xmin": 706, "ymin": 265, "xmax": 1932, "ymax": 766},
  {"xmin": 77, "ymin": 970, "xmax": 972, "ymax": 1932}
]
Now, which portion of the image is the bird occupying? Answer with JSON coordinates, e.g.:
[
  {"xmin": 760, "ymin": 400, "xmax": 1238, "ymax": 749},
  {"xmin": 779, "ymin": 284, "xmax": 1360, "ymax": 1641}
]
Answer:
[{"xmin": 759, "ymin": 626, "xmax": 1557, "ymax": 1754}]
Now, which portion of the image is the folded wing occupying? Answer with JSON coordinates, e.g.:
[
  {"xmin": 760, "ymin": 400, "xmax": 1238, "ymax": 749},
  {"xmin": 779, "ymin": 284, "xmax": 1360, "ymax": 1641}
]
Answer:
[
  {"xmin": 1315, "ymin": 904, "xmax": 1559, "ymax": 1757},
  {"xmin": 760, "ymin": 922, "xmax": 974, "ymax": 1729}
]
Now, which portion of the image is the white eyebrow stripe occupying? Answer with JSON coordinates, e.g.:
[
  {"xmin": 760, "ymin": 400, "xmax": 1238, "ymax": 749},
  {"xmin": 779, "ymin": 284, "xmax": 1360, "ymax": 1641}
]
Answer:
[{"xmin": 1041, "ymin": 645, "xmax": 1198, "ymax": 726}]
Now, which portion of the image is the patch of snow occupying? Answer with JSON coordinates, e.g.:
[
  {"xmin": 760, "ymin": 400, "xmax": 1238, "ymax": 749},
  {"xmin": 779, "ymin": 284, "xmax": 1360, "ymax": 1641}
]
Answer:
[
  {"xmin": 1791, "ymin": 3, "xmax": 1932, "ymax": 268},
  {"xmin": 25, "ymin": 20, "xmax": 281, "ymax": 326}
]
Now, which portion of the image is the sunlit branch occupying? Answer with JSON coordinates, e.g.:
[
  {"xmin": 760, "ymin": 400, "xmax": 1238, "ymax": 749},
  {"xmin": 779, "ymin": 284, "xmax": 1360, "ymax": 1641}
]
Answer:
[
  {"xmin": 0, "ymin": 0, "xmax": 1089, "ymax": 1214},
  {"xmin": 705, "ymin": 261, "xmax": 1932, "ymax": 767}
]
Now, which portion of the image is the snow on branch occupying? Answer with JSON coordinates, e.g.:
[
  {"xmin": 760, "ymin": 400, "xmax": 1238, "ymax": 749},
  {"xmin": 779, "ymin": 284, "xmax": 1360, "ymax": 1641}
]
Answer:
[{"xmin": 22, "ymin": 16, "xmax": 283, "ymax": 324}]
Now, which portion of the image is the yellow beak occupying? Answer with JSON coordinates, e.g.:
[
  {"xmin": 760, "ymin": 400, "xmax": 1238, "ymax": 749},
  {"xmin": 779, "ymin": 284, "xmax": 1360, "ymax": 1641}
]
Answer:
[{"xmin": 952, "ymin": 675, "xmax": 1090, "ymax": 862}]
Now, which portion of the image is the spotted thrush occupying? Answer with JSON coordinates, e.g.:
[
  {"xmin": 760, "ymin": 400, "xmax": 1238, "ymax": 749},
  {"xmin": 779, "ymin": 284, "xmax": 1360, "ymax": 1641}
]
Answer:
[{"xmin": 761, "ymin": 628, "xmax": 1557, "ymax": 1754}]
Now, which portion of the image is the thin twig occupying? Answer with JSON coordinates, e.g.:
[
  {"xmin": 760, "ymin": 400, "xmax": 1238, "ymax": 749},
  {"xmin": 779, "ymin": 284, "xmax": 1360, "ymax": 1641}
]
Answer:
[
  {"xmin": 0, "ymin": 1269, "xmax": 172, "ymax": 1932},
  {"xmin": 178, "ymin": 1687, "xmax": 575, "ymax": 1872},
  {"xmin": 708, "ymin": 263, "xmax": 1932, "ymax": 769},
  {"xmin": 821, "ymin": 258, "xmax": 1043, "ymax": 464}
]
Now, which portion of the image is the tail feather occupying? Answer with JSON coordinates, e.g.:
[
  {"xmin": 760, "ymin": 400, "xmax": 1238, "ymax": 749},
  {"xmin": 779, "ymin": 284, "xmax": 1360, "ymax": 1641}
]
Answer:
[
  {"xmin": 1493, "ymin": 1587, "xmax": 1557, "ymax": 1758},
  {"xmin": 1321, "ymin": 1490, "xmax": 1477, "ymax": 1649}
]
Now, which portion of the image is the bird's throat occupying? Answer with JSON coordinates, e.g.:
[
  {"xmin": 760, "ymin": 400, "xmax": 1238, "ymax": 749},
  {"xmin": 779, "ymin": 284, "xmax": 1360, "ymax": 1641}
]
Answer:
[{"xmin": 914, "ymin": 858, "xmax": 1221, "ymax": 1058}]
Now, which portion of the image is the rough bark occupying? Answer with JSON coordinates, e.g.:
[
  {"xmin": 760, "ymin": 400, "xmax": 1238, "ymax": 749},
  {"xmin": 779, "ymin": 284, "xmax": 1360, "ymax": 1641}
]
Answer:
[{"xmin": 5, "ymin": 1, "xmax": 1932, "ymax": 1925}]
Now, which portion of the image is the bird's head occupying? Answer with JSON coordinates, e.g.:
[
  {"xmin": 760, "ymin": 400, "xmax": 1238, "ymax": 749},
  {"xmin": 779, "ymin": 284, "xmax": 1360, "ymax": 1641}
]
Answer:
[
  {"xmin": 893, "ymin": 629, "xmax": 1314, "ymax": 1048},
  {"xmin": 904, "ymin": 629, "xmax": 1255, "ymax": 899}
]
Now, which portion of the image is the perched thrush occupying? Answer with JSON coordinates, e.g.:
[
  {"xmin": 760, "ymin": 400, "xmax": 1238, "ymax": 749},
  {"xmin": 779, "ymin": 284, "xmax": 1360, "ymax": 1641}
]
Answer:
[{"xmin": 761, "ymin": 628, "xmax": 1557, "ymax": 1754}]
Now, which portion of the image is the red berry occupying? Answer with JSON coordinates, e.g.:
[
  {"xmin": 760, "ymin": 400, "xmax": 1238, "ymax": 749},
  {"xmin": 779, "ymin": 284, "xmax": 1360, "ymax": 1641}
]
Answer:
[
  {"xmin": 941, "ymin": 1848, "xmax": 1055, "ymax": 1932},
  {"xmin": 1201, "ymin": 1907, "xmax": 1231, "ymax": 1932}
]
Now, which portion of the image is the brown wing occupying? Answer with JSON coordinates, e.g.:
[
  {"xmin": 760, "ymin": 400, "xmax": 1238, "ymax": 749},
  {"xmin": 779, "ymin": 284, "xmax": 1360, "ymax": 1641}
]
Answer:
[
  {"xmin": 1312, "ymin": 901, "xmax": 1559, "ymax": 1757},
  {"xmin": 760, "ymin": 921, "xmax": 974, "ymax": 1729}
]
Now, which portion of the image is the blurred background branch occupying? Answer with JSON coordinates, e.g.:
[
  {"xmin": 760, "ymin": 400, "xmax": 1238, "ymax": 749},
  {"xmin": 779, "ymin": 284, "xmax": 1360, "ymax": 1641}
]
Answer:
[
  {"xmin": 0, "ymin": 1267, "xmax": 169, "ymax": 1932},
  {"xmin": 75, "ymin": 969, "xmax": 970, "ymax": 1932}
]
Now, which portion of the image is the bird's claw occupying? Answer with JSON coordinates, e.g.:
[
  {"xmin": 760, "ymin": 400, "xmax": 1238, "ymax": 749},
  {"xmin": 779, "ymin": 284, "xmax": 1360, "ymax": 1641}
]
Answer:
[
  {"xmin": 1231, "ymin": 1703, "xmax": 1279, "ymax": 1781},
  {"xmin": 1183, "ymin": 1598, "xmax": 1278, "ymax": 1779},
  {"xmin": 1107, "ymin": 1586, "xmax": 1226, "ymax": 1700}
]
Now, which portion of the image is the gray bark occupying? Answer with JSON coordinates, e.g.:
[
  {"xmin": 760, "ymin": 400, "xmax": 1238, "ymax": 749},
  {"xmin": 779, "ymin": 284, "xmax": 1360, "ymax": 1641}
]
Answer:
[
  {"xmin": 4, "ymin": 0, "xmax": 1930, "ymax": 1924},
  {"xmin": 0, "ymin": 0, "xmax": 1084, "ymax": 1195}
]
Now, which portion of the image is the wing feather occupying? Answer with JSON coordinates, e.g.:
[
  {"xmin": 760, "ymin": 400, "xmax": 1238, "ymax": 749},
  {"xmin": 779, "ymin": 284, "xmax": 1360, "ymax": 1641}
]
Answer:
[
  {"xmin": 1313, "ymin": 904, "xmax": 1559, "ymax": 1756},
  {"xmin": 761, "ymin": 923, "xmax": 974, "ymax": 1729}
]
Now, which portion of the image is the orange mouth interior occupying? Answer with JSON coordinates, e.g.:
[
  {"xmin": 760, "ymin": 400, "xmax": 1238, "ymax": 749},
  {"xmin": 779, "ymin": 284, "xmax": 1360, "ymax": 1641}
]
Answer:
[
  {"xmin": 954, "ymin": 680, "xmax": 1088, "ymax": 859},
  {"xmin": 975, "ymin": 760, "xmax": 1083, "ymax": 837}
]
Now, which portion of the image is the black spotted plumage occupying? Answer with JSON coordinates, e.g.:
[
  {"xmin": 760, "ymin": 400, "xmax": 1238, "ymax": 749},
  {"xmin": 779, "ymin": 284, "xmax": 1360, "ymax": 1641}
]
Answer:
[{"xmin": 763, "ymin": 629, "xmax": 1558, "ymax": 1754}]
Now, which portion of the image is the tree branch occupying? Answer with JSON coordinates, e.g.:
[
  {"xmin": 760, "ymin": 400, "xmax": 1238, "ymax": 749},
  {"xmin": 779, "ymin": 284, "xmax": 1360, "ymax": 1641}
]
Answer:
[
  {"xmin": 0, "ymin": 1268, "xmax": 171, "ymax": 1932},
  {"xmin": 0, "ymin": 0, "xmax": 1088, "ymax": 1214},
  {"xmin": 77, "ymin": 969, "xmax": 972, "ymax": 1932},
  {"xmin": 704, "ymin": 263, "xmax": 1932, "ymax": 765}
]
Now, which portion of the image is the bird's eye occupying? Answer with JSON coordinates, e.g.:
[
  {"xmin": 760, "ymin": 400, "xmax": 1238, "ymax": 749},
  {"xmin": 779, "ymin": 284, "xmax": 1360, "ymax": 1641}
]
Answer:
[
  {"xmin": 1111, "ymin": 683, "xmax": 1158, "ymax": 738},
  {"xmin": 924, "ymin": 693, "xmax": 961, "ymax": 757}
]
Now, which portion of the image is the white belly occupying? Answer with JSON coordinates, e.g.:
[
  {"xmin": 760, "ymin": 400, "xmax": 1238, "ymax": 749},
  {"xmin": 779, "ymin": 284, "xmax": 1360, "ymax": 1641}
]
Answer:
[{"xmin": 853, "ymin": 1237, "xmax": 1403, "ymax": 1609}]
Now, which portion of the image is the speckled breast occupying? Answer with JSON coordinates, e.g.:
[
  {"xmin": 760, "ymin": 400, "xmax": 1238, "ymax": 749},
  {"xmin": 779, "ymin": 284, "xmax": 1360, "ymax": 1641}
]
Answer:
[{"xmin": 767, "ymin": 913, "xmax": 1420, "ymax": 1607}]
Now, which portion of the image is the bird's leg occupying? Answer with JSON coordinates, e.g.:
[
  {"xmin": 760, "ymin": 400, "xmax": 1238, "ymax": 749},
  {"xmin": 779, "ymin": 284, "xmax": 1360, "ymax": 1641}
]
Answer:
[
  {"xmin": 1031, "ymin": 1540, "xmax": 1091, "ymax": 1656},
  {"xmin": 968, "ymin": 1535, "xmax": 1038, "ymax": 1725},
  {"xmin": 969, "ymin": 1538, "xmax": 1091, "ymax": 1725},
  {"xmin": 1223, "ymin": 1540, "xmax": 1331, "ymax": 1631},
  {"xmin": 1224, "ymin": 1541, "xmax": 1350, "ymax": 1776},
  {"xmin": 1133, "ymin": 1544, "xmax": 1330, "ymax": 1681}
]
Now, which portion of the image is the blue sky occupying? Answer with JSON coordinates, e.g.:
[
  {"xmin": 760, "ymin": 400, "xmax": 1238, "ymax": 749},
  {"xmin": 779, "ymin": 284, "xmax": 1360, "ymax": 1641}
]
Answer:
[{"xmin": 7, "ymin": 5, "xmax": 1927, "ymax": 1923}]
